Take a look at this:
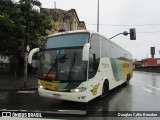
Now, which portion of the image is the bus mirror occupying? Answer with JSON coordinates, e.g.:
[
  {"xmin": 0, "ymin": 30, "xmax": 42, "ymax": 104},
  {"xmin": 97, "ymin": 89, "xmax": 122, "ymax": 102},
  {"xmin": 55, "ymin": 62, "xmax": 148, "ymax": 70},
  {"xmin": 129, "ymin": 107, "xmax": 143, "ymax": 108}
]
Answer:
[
  {"xmin": 28, "ymin": 48, "xmax": 39, "ymax": 64},
  {"xmin": 82, "ymin": 43, "xmax": 90, "ymax": 61}
]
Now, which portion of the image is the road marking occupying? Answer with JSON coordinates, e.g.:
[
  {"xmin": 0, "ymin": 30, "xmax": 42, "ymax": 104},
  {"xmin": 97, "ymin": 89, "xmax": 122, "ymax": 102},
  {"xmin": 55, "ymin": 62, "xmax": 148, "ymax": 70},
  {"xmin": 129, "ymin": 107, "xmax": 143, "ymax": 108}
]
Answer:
[
  {"xmin": 142, "ymin": 86, "xmax": 159, "ymax": 95},
  {"xmin": 142, "ymin": 87, "xmax": 153, "ymax": 93},
  {"xmin": 58, "ymin": 110, "xmax": 87, "ymax": 115},
  {"xmin": 17, "ymin": 91, "xmax": 37, "ymax": 94},
  {"xmin": 149, "ymin": 86, "xmax": 160, "ymax": 91}
]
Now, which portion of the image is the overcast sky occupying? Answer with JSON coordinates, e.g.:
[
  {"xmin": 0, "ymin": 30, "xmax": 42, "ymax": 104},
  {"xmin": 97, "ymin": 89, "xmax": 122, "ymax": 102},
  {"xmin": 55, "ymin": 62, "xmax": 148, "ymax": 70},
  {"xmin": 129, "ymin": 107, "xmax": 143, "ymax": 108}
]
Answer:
[{"xmin": 18, "ymin": 0, "xmax": 160, "ymax": 60}]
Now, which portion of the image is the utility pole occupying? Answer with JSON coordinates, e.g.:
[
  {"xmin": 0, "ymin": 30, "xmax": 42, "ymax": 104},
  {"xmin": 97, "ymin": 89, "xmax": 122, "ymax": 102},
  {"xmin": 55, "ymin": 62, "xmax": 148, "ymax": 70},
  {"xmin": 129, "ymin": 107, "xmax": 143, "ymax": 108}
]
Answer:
[
  {"xmin": 23, "ymin": 23, "xmax": 29, "ymax": 88},
  {"xmin": 54, "ymin": 1, "xmax": 56, "ymax": 9},
  {"xmin": 97, "ymin": 0, "xmax": 99, "ymax": 32},
  {"xmin": 23, "ymin": 0, "xmax": 31, "ymax": 88}
]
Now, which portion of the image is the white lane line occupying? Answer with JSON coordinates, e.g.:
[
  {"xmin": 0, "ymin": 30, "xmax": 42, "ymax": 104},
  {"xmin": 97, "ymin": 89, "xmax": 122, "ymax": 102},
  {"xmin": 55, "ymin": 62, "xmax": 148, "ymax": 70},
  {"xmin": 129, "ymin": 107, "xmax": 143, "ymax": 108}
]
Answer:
[
  {"xmin": 141, "ymin": 87, "xmax": 159, "ymax": 95},
  {"xmin": 17, "ymin": 91, "xmax": 36, "ymax": 93},
  {"xmin": 57, "ymin": 110, "xmax": 87, "ymax": 115},
  {"xmin": 149, "ymin": 86, "xmax": 160, "ymax": 91},
  {"xmin": 142, "ymin": 87, "xmax": 153, "ymax": 93}
]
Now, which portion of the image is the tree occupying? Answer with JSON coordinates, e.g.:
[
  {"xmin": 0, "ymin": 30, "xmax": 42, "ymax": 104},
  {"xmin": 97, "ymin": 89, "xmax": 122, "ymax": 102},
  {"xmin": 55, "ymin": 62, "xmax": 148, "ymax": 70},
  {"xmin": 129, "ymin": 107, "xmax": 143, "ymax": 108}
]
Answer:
[{"xmin": 0, "ymin": 0, "xmax": 51, "ymax": 76}]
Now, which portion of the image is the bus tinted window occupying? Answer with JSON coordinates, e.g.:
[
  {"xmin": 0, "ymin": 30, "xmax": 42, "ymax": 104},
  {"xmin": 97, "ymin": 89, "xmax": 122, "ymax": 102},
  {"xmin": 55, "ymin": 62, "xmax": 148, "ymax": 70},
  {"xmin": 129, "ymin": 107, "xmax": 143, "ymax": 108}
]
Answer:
[
  {"xmin": 90, "ymin": 34, "xmax": 100, "ymax": 59},
  {"xmin": 101, "ymin": 37, "xmax": 109, "ymax": 57},
  {"xmin": 109, "ymin": 42, "xmax": 132, "ymax": 61},
  {"xmin": 45, "ymin": 33, "xmax": 89, "ymax": 49},
  {"xmin": 89, "ymin": 34, "xmax": 100, "ymax": 79}
]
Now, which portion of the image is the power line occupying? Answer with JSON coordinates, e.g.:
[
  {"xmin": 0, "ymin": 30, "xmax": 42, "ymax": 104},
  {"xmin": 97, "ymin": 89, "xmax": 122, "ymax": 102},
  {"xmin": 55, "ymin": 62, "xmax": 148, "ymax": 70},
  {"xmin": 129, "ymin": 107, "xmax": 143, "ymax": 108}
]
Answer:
[
  {"xmin": 86, "ymin": 23, "xmax": 160, "ymax": 27},
  {"xmin": 138, "ymin": 31, "xmax": 160, "ymax": 33},
  {"xmin": 86, "ymin": 23, "xmax": 160, "ymax": 33}
]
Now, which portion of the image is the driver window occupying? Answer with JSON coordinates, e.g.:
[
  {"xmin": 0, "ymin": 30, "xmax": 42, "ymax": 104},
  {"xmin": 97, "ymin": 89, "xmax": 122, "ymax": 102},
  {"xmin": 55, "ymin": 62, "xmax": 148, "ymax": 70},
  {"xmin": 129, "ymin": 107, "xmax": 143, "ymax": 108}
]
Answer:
[
  {"xmin": 89, "ymin": 53, "xmax": 97, "ymax": 79},
  {"xmin": 88, "ymin": 34, "xmax": 100, "ymax": 79}
]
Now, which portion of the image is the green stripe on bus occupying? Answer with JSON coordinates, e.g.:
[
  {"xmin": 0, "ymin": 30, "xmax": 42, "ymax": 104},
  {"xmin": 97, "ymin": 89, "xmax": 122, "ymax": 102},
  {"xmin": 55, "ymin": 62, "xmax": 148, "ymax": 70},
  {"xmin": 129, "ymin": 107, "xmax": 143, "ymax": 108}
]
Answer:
[
  {"xmin": 110, "ymin": 58, "xmax": 122, "ymax": 81},
  {"xmin": 115, "ymin": 59, "xmax": 123, "ymax": 80},
  {"xmin": 63, "ymin": 82, "xmax": 81, "ymax": 89},
  {"xmin": 110, "ymin": 58, "xmax": 118, "ymax": 81},
  {"xmin": 58, "ymin": 83, "xmax": 69, "ymax": 89}
]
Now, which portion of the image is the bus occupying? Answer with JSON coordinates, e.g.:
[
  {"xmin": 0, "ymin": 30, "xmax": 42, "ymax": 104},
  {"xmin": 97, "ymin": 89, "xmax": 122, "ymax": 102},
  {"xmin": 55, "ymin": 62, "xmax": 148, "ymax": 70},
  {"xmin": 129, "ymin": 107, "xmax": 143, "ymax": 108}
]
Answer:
[{"xmin": 28, "ymin": 30, "xmax": 133, "ymax": 103}]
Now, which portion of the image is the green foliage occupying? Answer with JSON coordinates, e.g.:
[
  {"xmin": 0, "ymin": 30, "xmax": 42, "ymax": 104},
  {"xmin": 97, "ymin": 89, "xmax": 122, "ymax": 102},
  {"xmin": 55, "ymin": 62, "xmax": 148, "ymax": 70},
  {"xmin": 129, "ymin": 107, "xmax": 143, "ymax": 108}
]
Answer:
[{"xmin": 0, "ymin": 0, "xmax": 51, "ymax": 57}]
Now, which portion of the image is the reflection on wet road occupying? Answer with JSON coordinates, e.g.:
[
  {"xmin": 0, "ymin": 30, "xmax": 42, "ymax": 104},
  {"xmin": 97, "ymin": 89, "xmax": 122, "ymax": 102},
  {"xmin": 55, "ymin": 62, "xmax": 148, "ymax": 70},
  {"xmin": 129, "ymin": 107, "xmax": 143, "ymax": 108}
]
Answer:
[{"xmin": 0, "ymin": 71, "xmax": 160, "ymax": 119}]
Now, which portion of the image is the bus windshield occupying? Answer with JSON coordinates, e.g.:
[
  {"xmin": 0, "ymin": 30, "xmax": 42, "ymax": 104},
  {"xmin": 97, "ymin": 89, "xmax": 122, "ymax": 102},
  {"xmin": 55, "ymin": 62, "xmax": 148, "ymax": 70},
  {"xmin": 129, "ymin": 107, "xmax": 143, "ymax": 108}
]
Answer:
[
  {"xmin": 39, "ymin": 33, "xmax": 89, "ymax": 82},
  {"xmin": 44, "ymin": 33, "xmax": 89, "ymax": 49}
]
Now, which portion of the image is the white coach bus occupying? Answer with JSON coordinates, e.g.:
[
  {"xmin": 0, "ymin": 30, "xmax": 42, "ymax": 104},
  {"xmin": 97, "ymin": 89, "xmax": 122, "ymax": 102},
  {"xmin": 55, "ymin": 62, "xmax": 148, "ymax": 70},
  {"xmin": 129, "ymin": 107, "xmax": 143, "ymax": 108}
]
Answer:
[{"xmin": 28, "ymin": 30, "xmax": 133, "ymax": 103}]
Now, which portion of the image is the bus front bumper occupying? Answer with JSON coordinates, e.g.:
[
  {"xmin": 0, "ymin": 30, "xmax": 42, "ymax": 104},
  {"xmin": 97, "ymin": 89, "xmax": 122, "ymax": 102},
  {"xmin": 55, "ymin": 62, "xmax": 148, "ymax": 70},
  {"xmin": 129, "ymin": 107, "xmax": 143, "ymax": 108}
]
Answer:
[{"xmin": 38, "ymin": 88, "xmax": 89, "ymax": 103}]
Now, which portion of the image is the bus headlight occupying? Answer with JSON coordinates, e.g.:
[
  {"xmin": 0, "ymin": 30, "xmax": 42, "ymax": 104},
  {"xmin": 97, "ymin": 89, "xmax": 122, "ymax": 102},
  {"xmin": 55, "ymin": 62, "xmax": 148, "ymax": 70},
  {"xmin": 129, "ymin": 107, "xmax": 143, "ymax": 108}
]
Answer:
[
  {"xmin": 39, "ymin": 85, "xmax": 45, "ymax": 89},
  {"xmin": 71, "ymin": 87, "xmax": 86, "ymax": 93}
]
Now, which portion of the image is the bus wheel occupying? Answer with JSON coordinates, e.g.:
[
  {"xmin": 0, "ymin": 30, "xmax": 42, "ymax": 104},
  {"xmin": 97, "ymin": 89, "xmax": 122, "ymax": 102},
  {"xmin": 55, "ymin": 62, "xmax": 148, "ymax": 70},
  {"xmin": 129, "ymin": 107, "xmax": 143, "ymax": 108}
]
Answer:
[{"xmin": 101, "ymin": 80, "xmax": 109, "ymax": 98}]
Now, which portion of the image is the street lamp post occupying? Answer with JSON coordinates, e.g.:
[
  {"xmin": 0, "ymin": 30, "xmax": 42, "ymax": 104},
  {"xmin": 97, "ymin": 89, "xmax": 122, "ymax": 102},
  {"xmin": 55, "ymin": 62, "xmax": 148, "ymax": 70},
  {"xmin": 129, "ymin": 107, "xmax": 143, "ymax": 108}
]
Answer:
[
  {"xmin": 97, "ymin": 0, "xmax": 99, "ymax": 32},
  {"xmin": 109, "ymin": 28, "xmax": 136, "ymax": 40},
  {"xmin": 23, "ymin": 25, "xmax": 29, "ymax": 88},
  {"xmin": 109, "ymin": 31, "xmax": 128, "ymax": 40},
  {"xmin": 23, "ymin": 0, "xmax": 31, "ymax": 88}
]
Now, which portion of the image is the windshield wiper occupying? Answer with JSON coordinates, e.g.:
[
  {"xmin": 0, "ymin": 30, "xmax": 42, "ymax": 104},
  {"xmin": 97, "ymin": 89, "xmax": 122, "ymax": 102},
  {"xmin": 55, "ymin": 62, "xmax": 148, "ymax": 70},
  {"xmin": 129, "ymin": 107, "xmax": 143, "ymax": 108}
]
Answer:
[
  {"xmin": 68, "ymin": 50, "xmax": 76, "ymax": 80},
  {"xmin": 44, "ymin": 56, "xmax": 58, "ymax": 81}
]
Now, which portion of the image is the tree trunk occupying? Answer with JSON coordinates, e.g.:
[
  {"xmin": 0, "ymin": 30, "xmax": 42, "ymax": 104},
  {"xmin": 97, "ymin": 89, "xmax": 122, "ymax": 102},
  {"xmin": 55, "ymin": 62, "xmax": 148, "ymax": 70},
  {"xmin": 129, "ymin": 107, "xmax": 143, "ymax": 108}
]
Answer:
[{"xmin": 17, "ymin": 51, "xmax": 24, "ymax": 77}]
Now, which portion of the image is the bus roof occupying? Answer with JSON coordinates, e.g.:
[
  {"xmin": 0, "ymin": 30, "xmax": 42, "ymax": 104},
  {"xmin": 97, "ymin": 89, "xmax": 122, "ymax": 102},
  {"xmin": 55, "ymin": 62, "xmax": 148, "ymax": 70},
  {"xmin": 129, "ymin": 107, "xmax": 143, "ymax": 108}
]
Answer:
[
  {"xmin": 47, "ymin": 30, "xmax": 132, "ymax": 55},
  {"xmin": 47, "ymin": 30, "xmax": 94, "ymax": 38}
]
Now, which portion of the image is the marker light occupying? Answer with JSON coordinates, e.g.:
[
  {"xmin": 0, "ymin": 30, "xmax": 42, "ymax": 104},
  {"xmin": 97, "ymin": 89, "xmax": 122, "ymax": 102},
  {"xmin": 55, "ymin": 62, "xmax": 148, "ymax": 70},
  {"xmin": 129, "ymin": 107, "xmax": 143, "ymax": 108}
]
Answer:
[
  {"xmin": 39, "ymin": 85, "xmax": 45, "ymax": 89},
  {"xmin": 71, "ymin": 87, "xmax": 86, "ymax": 93}
]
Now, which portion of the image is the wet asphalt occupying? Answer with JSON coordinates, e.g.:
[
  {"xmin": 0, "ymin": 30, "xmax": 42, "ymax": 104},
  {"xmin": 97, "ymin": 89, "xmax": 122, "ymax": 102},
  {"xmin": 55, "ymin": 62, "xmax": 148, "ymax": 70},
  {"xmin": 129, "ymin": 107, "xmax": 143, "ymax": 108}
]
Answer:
[{"xmin": 0, "ymin": 71, "xmax": 160, "ymax": 119}]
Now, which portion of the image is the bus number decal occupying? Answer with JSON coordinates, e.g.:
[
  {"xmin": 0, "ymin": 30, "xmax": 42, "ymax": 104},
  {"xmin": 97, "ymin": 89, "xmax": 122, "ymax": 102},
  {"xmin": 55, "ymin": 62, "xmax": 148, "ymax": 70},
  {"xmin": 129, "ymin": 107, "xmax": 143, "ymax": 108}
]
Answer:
[{"xmin": 91, "ymin": 83, "xmax": 100, "ymax": 96}]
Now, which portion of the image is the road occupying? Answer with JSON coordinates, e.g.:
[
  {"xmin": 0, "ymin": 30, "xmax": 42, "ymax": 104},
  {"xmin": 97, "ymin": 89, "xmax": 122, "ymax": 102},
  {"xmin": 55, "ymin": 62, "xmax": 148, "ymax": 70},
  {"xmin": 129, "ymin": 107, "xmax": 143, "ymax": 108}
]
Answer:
[{"xmin": 0, "ymin": 71, "xmax": 160, "ymax": 119}]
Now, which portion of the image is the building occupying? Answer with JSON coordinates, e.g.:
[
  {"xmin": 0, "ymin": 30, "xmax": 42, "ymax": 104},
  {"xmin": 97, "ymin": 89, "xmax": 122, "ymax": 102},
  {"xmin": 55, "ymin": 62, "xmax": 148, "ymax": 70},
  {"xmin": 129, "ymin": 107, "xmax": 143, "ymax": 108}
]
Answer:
[
  {"xmin": 141, "ymin": 58, "xmax": 160, "ymax": 67},
  {"xmin": 133, "ymin": 61, "xmax": 142, "ymax": 69},
  {"xmin": 40, "ymin": 8, "xmax": 86, "ymax": 35}
]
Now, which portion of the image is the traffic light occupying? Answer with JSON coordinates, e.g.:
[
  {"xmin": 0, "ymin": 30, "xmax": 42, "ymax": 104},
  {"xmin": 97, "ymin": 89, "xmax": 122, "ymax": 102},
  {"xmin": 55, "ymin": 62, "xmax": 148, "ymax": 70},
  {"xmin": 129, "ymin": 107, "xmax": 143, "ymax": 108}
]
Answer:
[
  {"xmin": 151, "ymin": 47, "xmax": 155, "ymax": 58},
  {"xmin": 130, "ymin": 28, "xmax": 136, "ymax": 40}
]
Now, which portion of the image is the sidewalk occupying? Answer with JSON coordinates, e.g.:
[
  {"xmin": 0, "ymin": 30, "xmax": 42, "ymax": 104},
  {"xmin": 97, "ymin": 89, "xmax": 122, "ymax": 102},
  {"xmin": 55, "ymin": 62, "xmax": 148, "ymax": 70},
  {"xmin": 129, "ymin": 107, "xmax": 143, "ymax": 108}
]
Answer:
[{"xmin": 0, "ymin": 75, "xmax": 38, "ymax": 91}]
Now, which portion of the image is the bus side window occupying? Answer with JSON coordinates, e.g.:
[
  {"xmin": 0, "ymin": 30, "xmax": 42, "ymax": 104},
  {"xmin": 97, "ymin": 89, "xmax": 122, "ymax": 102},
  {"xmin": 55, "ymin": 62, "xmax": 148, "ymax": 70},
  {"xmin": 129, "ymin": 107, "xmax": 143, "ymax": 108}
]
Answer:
[
  {"xmin": 89, "ymin": 34, "xmax": 100, "ymax": 79},
  {"xmin": 89, "ymin": 53, "xmax": 97, "ymax": 79}
]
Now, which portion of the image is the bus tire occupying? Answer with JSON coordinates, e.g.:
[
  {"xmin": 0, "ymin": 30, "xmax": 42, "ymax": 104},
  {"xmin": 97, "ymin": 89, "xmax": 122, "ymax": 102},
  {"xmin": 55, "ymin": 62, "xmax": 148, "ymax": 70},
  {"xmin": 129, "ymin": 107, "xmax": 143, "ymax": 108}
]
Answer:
[{"xmin": 100, "ymin": 80, "xmax": 109, "ymax": 98}]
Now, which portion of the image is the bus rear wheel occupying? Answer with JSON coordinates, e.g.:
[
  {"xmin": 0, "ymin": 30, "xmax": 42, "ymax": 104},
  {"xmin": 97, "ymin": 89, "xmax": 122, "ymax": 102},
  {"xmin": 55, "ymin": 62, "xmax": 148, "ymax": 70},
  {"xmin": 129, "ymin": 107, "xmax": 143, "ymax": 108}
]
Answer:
[{"xmin": 101, "ymin": 80, "xmax": 109, "ymax": 98}]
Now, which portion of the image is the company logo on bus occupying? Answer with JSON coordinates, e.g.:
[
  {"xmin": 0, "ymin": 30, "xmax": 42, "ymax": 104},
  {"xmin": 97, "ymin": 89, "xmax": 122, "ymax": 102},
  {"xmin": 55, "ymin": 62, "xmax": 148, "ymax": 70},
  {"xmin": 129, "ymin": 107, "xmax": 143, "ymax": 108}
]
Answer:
[{"xmin": 91, "ymin": 83, "xmax": 100, "ymax": 96}]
